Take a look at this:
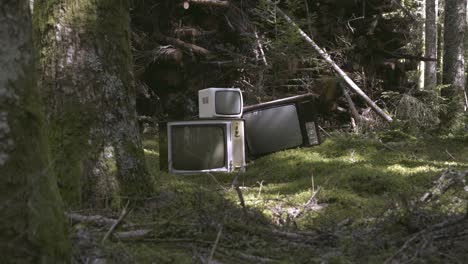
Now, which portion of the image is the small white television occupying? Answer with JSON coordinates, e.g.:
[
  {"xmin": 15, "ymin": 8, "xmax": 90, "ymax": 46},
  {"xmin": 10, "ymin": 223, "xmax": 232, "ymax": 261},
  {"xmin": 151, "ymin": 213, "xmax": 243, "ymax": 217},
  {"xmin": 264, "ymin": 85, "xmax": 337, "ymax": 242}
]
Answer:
[
  {"xmin": 198, "ymin": 88, "xmax": 243, "ymax": 118},
  {"xmin": 160, "ymin": 119, "xmax": 246, "ymax": 174}
]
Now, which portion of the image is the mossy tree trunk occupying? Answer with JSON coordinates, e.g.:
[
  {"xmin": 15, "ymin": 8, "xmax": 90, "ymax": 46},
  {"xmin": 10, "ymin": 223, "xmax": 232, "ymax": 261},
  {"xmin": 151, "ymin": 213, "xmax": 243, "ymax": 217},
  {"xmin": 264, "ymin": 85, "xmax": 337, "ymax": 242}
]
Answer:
[
  {"xmin": 34, "ymin": 0, "xmax": 153, "ymax": 207},
  {"xmin": 441, "ymin": 0, "xmax": 466, "ymax": 132},
  {"xmin": 0, "ymin": 1, "xmax": 69, "ymax": 262}
]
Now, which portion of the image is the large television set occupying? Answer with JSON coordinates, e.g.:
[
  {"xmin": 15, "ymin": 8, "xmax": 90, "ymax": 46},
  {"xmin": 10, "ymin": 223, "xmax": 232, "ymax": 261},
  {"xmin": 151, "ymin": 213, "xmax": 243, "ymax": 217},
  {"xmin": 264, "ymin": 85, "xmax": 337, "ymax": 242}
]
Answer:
[
  {"xmin": 242, "ymin": 94, "xmax": 320, "ymax": 158},
  {"xmin": 198, "ymin": 88, "xmax": 243, "ymax": 118},
  {"xmin": 159, "ymin": 119, "xmax": 245, "ymax": 174}
]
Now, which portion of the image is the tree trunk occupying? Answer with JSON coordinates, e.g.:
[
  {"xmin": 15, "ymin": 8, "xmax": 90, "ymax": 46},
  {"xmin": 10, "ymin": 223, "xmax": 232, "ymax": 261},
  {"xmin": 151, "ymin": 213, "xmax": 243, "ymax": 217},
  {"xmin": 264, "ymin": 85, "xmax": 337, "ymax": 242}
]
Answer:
[
  {"xmin": 0, "ymin": 1, "xmax": 69, "ymax": 261},
  {"xmin": 441, "ymin": 0, "xmax": 466, "ymax": 131},
  {"xmin": 437, "ymin": 3, "xmax": 444, "ymax": 85},
  {"xmin": 425, "ymin": 0, "xmax": 438, "ymax": 90},
  {"xmin": 34, "ymin": 0, "xmax": 152, "ymax": 207}
]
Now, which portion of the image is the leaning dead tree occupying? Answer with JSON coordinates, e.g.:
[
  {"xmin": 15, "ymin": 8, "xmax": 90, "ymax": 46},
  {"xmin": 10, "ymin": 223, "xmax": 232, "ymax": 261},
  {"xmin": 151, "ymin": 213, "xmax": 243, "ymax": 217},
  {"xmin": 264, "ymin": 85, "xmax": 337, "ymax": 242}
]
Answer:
[{"xmin": 267, "ymin": 1, "xmax": 393, "ymax": 123}]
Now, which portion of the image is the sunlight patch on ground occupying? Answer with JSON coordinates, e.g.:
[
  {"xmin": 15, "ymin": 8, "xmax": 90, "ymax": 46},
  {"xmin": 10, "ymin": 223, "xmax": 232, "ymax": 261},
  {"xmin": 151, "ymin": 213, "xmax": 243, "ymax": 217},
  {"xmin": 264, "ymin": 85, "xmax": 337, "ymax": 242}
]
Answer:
[{"xmin": 386, "ymin": 164, "xmax": 439, "ymax": 175}]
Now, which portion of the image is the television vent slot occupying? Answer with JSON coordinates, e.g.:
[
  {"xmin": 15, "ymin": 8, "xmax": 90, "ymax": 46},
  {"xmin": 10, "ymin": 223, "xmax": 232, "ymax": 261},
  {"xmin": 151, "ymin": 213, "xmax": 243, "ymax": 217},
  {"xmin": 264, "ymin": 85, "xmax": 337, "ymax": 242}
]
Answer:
[
  {"xmin": 202, "ymin": 97, "xmax": 209, "ymax": 104},
  {"xmin": 305, "ymin": 122, "xmax": 319, "ymax": 145}
]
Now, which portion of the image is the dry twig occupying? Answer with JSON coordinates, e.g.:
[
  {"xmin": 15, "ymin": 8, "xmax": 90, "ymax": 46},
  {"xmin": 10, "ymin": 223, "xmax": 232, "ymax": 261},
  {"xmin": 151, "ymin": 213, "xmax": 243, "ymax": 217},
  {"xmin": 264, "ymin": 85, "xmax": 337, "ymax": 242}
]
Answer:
[{"xmin": 101, "ymin": 201, "xmax": 131, "ymax": 243}]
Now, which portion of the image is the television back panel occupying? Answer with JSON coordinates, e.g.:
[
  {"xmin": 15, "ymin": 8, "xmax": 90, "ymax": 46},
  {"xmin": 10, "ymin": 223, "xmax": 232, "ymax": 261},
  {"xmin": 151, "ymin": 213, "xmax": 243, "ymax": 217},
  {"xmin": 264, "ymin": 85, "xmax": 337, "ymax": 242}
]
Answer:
[
  {"xmin": 296, "ymin": 100, "xmax": 321, "ymax": 146},
  {"xmin": 199, "ymin": 88, "xmax": 243, "ymax": 118},
  {"xmin": 243, "ymin": 99, "xmax": 321, "ymax": 159},
  {"xmin": 243, "ymin": 104, "xmax": 303, "ymax": 156}
]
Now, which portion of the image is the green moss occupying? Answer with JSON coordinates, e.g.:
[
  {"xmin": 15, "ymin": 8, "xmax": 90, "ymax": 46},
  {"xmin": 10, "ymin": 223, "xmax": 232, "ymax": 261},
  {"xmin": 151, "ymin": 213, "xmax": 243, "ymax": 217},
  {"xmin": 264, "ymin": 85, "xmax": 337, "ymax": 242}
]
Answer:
[{"xmin": 124, "ymin": 133, "xmax": 468, "ymax": 262}]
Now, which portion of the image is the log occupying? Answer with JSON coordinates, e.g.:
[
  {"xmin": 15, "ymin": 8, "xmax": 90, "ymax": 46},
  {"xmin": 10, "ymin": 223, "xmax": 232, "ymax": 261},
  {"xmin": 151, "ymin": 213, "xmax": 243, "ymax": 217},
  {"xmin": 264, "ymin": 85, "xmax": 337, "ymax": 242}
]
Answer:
[
  {"xmin": 152, "ymin": 46, "xmax": 183, "ymax": 64},
  {"xmin": 113, "ymin": 229, "xmax": 152, "ymax": 241},
  {"xmin": 174, "ymin": 28, "xmax": 217, "ymax": 39},
  {"xmin": 154, "ymin": 33, "xmax": 211, "ymax": 56},
  {"xmin": 182, "ymin": 0, "xmax": 229, "ymax": 9},
  {"xmin": 66, "ymin": 212, "xmax": 134, "ymax": 229},
  {"xmin": 67, "ymin": 213, "xmax": 121, "ymax": 227},
  {"xmin": 268, "ymin": 2, "xmax": 393, "ymax": 122}
]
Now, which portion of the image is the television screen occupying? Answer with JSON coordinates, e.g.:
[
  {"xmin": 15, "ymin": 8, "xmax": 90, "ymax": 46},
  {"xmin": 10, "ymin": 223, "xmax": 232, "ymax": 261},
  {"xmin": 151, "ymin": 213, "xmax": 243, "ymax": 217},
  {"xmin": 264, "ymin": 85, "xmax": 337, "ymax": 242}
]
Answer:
[
  {"xmin": 244, "ymin": 104, "xmax": 303, "ymax": 155},
  {"xmin": 171, "ymin": 125, "xmax": 226, "ymax": 170},
  {"xmin": 215, "ymin": 91, "xmax": 241, "ymax": 115}
]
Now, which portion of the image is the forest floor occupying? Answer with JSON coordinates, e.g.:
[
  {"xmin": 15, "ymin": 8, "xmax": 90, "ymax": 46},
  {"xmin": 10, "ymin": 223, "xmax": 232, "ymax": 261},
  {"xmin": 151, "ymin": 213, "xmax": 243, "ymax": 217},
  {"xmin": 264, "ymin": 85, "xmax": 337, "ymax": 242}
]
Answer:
[{"xmin": 71, "ymin": 132, "xmax": 468, "ymax": 263}]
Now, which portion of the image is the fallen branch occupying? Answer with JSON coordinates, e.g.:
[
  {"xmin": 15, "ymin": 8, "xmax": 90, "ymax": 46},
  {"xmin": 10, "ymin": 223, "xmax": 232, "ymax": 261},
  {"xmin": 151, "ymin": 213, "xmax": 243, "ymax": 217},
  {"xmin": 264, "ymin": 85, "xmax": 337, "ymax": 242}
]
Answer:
[
  {"xmin": 66, "ymin": 212, "xmax": 133, "ymax": 228},
  {"xmin": 154, "ymin": 33, "xmax": 211, "ymax": 56},
  {"xmin": 255, "ymin": 31, "xmax": 268, "ymax": 66},
  {"xmin": 341, "ymin": 86, "xmax": 362, "ymax": 131},
  {"xmin": 445, "ymin": 149, "xmax": 457, "ymax": 161},
  {"xmin": 238, "ymin": 252, "xmax": 274, "ymax": 263},
  {"xmin": 217, "ymin": 248, "xmax": 274, "ymax": 263},
  {"xmin": 101, "ymin": 201, "xmax": 131, "ymax": 244},
  {"xmin": 113, "ymin": 229, "xmax": 152, "ymax": 241},
  {"xmin": 231, "ymin": 170, "xmax": 248, "ymax": 218},
  {"xmin": 266, "ymin": 1, "xmax": 393, "ymax": 122},
  {"xmin": 384, "ymin": 216, "xmax": 466, "ymax": 264},
  {"xmin": 208, "ymin": 225, "xmax": 223, "ymax": 263},
  {"xmin": 464, "ymin": 89, "xmax": 468, "ymax": 112},
  {"xmin": 420, "ymin": 169, "xmax": 468, "ymax": 203},
  {"xmin": 174, "ymin": 28, "xmax": 217, "ymax": 39},
  {"xmin": 390, "ymin": 0, "xmax": 418, "ymax": 22},
  {"xmin": 142, "ymin": 238, "xmax": 213, "ymax": 245}
]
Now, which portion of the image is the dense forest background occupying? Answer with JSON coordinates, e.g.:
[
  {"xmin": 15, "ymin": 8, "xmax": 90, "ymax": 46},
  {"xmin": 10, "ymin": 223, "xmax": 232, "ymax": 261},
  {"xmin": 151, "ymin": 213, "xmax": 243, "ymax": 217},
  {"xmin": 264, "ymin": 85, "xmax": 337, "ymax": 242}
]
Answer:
[{"xmin": 1, "ymin": 0, "xmax": 467, "ymax": 263}]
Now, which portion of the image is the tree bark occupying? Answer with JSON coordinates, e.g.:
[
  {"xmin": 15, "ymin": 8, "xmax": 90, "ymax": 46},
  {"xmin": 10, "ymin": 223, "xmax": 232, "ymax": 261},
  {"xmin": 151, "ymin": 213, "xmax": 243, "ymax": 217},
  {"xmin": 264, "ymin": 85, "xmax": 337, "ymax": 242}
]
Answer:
[
  {"xmin": 0, "ymin": 1, "xmax": 69, "ymax": 261},
  {"xmin": 34, "ymin": 0, "xmax": 152, "ymax": 207},
  {"xmin": 437, "ymin": 2, "xmax": 444, "ymax": 85},
  {"xmin": 425, "ymin": 0, "xmax": 438, "ymax": 90},
  {"xmin": 441, "ymin": 0, "xmax": 466, "ymax": 131}
]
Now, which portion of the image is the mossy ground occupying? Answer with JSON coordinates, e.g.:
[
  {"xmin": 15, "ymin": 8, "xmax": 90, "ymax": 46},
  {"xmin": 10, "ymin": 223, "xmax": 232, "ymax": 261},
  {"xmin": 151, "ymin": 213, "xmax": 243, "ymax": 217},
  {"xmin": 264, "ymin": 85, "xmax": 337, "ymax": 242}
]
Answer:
[{"xmin": 94, "ymin": 133, "xmax": 467, "ymax": 263}]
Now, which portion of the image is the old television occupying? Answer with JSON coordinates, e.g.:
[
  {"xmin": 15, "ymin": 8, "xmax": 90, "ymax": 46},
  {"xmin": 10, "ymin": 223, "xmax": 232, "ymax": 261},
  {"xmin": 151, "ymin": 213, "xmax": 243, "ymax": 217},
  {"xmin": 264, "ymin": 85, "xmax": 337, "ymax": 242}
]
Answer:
[
  {"xmin": 198, "ymin": 88, "xmax": 243, "ymax": 118},
  {"xmin": 159, "ymin": 119, "xmax": 245, "ymax": 174},
  {"xmin": 242, "ymin": 94, "xmax": 320, "ymax": 158}
]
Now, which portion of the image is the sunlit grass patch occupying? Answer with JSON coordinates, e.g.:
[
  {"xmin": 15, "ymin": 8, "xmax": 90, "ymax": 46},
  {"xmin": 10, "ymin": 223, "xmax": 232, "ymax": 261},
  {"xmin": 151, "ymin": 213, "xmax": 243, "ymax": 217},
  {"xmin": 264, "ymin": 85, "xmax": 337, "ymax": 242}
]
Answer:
[{"xmin": 136, "ymin": 133, "xmax": 468, "ymax": 262}]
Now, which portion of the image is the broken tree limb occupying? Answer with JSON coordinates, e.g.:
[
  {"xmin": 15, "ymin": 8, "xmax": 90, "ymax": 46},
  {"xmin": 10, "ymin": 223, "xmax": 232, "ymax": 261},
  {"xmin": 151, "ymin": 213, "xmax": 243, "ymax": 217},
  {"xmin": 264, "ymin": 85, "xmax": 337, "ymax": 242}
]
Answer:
[
  {"xmin": 101, "ymin": 201, "xmax": 131, "ymax": 244},
  {"xmin": 154, "ymin": 33, "xmax": 211, "ymax": 56},
  {"xmin": 268, "ymin": 2, "xmax": 393, "ymax": 122},
  {"xmin": 341, "ymin": 85, "xmax": 362, "ymax": 124}
]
